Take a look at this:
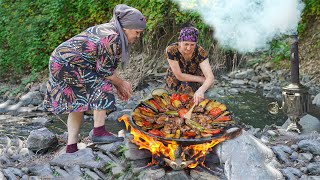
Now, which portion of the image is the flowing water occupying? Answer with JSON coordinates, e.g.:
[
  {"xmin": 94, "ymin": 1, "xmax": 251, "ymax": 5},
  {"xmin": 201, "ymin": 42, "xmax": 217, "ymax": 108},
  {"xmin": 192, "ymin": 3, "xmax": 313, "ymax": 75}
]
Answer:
[{"xmin": 206, "ymin": 90, "xmax": 287, "ymax": 129}]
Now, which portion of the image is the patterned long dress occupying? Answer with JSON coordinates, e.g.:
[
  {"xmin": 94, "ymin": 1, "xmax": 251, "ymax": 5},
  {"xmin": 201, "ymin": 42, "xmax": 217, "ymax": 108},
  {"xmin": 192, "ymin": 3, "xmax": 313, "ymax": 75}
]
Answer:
[
  {"xmin": 43, "ymin": 23, "xmax": 121, "ymax": 114},
  {"xmin": 165, "ymin": 42, "xmax": 208, "ymax": 93}
]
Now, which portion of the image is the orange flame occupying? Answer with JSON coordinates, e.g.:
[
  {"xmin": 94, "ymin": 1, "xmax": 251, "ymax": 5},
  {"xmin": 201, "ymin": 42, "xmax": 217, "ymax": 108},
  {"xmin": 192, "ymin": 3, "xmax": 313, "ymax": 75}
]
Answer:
[{"xmin": 118, "ymin": 114, "xmax": 225, "ymax": 168}]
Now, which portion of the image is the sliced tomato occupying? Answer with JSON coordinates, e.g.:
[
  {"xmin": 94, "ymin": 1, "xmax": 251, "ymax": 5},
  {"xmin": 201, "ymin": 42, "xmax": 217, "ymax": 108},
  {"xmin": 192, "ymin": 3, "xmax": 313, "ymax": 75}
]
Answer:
[
  {"xmin": 148, "ymin": 129, "xmax": 164, "ymax": 137},
  {"xmin": 209, "ymin": 108, "xmax": 222, "ymax": 117},
  {"xmin": 180, "ymin": 94, "xmax": 189, "ymax": 103},
  {"xmin": 149, "ymin": 99, "xmax": 161, "ymax": 110},
  {"xmin": 138, "ymin": 106, "xmax": 154, "ymax": 113},
  {"xmin": 142, "ymin": 120, "xmax": 152, "ymax": 126},
  {"xmin": 170, "ymin": 93, "xmax": 181, "ymax": 103},
  {"xmin": 178, "ymin": 108, "xmax": 188, "ymax": 118},
  {"xmin": 214, "ymin": 116, "xmax": 231, "ymax": 122},
  {"xmin": 183, "ymin": 131, "xmax": 197, "ymax": 137},
  {"xmin": 202, "ymin": 129, "xmax": 221, "ymax": 134}
]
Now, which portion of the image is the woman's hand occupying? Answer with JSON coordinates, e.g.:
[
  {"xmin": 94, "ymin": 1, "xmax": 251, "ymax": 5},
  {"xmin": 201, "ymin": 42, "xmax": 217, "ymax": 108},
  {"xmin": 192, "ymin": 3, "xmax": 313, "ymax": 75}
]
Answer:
[
  {"xmin": 106, "ymin": 72, "xmax": 132, "ymax": 101},
  {"xmin": 193, "ymin": 88, "xmax": 205, "ymax": 105},
  {"xmin": 115, "ymin": 80, "xmax": 132, "ymax": 101}
]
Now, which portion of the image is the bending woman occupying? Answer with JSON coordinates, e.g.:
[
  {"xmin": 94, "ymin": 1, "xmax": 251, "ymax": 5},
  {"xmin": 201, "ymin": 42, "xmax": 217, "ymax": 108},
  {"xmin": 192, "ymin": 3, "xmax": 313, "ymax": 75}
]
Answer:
[
  {"xmin": 43, "ymin": 4, "xmax": 146, "ymax": 153},
  {"xmin": 165, "ymin": 25, "xmax": 214, "ymax": 105}
]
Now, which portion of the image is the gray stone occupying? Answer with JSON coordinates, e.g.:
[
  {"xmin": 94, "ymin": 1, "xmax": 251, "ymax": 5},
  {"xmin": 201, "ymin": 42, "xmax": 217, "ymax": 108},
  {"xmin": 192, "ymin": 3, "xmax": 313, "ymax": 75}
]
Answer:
[
  {"xmin": 64, "ymin": 165, "xmax": 83, "ymax": 177},
  {"xmin": 216, "ymin": 130, "xmax": 283, "ymax": 180},
  {"xmin": 0, "ymin": 100, "xmax": 15, "ymax": 114},
  {"xmin": 53, "ymin": 166, "xmax": 71, "ymax": 178},
  {"xmin": 312, "ymin": 93, "xmax": 320, "ymax": 107},
  {"xmin": 165, "ymin": 170, "xmax": 190, "ymax": 180},
  {"xmin": 28, "ymin": 163, "xmax": 54, "ymax": 178},
  {"xmin": 83, "ymin": 168, "xmax": 102, "ymax": 180},
  {"xmin": 124, "ymin": 148, "xmax": 152, "ymax": 160},
  {"xmin": 190, "ymin": 168, "xmax": 220, "ymax": 180},
  {"xmin": 111, "ymin": 164, "xmax": 125, "ymax": 176},
  {"xmin": 298, "ymin": 152, "xmax": 313, "ymax": 162},
  {"xmin": 96, "ymin": 141, "xmax": 124, "ymax": 154},
  {"xmin": 308, "ymin": 176, "xmax": 320, "ymax": 180},
  {"xmin": 31, "ymin": 117, "xmax": 50, "ymax": 126},
  {"xmin": 7, "ymin": 167, "xmax": 24, "ymax": 177},
  {"xmin": 307, "ymin": 162, "xmax": 320, "ymax": 174},
  {"xmin": 230, "ymin": 79, "xmax": 246, "ymax": 87},
  {"xmin": 27, "ymin": 127, "xmax": 58, "ymax": 152},
  {"xmin": 0, "ymin": 170, "xmax": 5, "ymax": 180},
  {"xmin": 298, "ymin": 140, "xmax": 320, "ymax": 155},
  {"xmin": 50, "ymin": 148, "xmax": 106, "ymax": 169},
  {"xmin": 138, "ymin": 168, "xmax": 165, "ymax": 180},
  {"xmin": 19, "ymin": 91, "xmax": 43, "ymax": 106},
  {"xmin": 2, "ymin": 168, "xmax": 17, "ymax": 180}
]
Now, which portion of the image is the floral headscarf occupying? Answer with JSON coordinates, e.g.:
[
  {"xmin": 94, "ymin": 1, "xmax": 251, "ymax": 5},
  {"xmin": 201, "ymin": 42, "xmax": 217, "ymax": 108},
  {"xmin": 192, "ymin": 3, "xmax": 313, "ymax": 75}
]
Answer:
[{"xmin": 178, "ymin": 27, "xmax": 199, "ymax": 42}]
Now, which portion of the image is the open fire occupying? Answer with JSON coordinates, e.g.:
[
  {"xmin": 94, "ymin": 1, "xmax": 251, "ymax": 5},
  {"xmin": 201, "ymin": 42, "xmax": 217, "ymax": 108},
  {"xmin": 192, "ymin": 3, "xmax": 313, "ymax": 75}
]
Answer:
[
  {"xmin": 118, "ymin": 89, "xmax": 242, "ymax": 170},
  {"xmin": 119, "ymin": 114, "xmax": 241, "ymax": 170}
]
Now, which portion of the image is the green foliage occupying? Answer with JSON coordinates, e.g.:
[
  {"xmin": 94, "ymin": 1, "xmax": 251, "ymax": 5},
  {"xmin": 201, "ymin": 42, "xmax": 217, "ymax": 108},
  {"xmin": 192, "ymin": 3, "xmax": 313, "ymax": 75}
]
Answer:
[
  {"xmin": 268, "ymin": 40, "xmax": 290, "ymax": 63},
  {"xmin": 1, "ymin": 0, "xmax": 318, "ymax": 80},
  {"xmin": 0, "ymin": 0, "xmax": 212, "ymax": 81},
  {"xmin": 299, "ymin": 0, "xmax": 320, "ymax": 35}
]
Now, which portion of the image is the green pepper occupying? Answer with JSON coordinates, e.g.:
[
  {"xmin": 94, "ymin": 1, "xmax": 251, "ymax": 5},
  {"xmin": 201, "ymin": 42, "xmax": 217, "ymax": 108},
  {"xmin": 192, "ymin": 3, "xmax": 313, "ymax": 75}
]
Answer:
[
  {"xmin": 186, "ymin": 119, "xmax": 204, "ymax": 132},
  {"xmin": 164, "ymin": 111, "xmax": 179, "ymax": 116}
]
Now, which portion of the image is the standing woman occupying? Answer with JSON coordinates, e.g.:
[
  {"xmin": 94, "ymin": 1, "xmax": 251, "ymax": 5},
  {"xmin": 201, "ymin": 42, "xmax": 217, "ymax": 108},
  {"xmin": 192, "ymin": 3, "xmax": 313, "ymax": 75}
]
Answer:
[
  {"xmin": 165, "ymin": 24, "xmax": 215, "ymax": 105},
  {"xmin": 43, "ymin": 4, "xmax": 146, "ymax": 153}
]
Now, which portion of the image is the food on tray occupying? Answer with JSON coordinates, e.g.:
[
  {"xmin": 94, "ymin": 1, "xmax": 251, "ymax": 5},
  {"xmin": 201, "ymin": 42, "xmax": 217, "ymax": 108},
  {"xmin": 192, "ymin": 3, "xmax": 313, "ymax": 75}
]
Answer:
[{"xmin": 132, "ymin": 90, "xmax": 235, "ymax": 139}]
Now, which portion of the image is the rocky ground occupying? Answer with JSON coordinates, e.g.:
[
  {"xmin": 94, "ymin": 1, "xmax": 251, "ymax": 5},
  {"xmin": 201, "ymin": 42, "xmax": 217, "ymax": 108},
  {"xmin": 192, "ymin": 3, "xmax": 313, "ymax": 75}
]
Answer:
[{"xmin": 1, "ymin": 62, "xmax": 320, "ymax": 179}]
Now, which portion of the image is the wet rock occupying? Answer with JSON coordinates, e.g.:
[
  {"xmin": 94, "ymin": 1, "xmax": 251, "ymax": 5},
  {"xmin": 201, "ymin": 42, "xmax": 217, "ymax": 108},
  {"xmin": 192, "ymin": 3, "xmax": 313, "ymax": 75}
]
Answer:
[{"xmin": 27, "ymin": 127, "xmax": 58, "ymax": 152}]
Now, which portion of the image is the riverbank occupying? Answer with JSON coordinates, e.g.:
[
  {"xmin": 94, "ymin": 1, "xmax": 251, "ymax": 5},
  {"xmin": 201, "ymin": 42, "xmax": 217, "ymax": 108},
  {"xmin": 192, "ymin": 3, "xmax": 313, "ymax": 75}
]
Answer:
[{"xmin": 1, "ymin": 63, "xmax": 320, "ymax": 179}]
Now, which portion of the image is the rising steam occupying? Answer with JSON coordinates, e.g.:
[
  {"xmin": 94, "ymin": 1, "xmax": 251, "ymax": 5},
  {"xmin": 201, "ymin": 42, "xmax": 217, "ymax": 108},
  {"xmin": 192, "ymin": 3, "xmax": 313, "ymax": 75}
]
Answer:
[{"xmin": 172, "ymin": 0, "xmax": 305, "ymax": 53}]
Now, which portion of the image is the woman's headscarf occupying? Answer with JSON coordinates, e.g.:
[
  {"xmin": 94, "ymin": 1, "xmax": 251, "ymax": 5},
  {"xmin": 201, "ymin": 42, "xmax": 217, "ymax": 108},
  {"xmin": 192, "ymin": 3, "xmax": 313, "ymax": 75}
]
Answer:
[
  {"xmin": 178, "ymin": 27, "xmax": 199, "ymax": 42},
  {"xmin": 110, "ymin": 4, "xmax": 146, "ymax": 66}
]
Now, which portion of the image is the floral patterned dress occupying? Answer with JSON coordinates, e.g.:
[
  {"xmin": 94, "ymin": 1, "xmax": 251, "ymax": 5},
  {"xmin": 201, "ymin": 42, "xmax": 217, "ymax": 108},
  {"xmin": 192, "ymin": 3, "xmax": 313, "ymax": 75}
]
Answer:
[
  {"xmin": 165, "ymin": 42, "xmax": 208, "ymax": 93},
  {"xmin": 43, "ymin": 23, "xmax": 121, "ymax": 114}
]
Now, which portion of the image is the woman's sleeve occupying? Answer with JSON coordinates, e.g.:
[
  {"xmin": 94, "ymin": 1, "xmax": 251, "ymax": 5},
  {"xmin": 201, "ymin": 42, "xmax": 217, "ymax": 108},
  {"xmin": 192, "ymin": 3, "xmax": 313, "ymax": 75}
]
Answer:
[
  {"xmin": 198, "ymin": 46, "xmax": 208, "ymax": 63},
  {"xmin": 96, "ymin": 34, "xmax": 121, "ymax": 78},
  {"xmin": 165, "ymin": 45, "xmax": 178, "ymax": 61}
]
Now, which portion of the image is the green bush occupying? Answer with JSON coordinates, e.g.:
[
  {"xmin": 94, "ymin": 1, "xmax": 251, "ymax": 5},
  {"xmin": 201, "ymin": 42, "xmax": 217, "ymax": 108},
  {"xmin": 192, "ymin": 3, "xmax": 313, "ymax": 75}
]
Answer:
[{"xmin": 0, "ymin": 0, "xmax": 213, "ymax": 81}]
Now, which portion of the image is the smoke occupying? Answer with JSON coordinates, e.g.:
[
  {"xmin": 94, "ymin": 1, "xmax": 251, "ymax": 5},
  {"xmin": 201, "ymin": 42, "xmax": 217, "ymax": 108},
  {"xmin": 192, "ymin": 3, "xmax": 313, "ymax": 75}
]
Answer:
[{"xmin": 172, "ymin": 0, "xmax": 305, "ymax": 53}]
